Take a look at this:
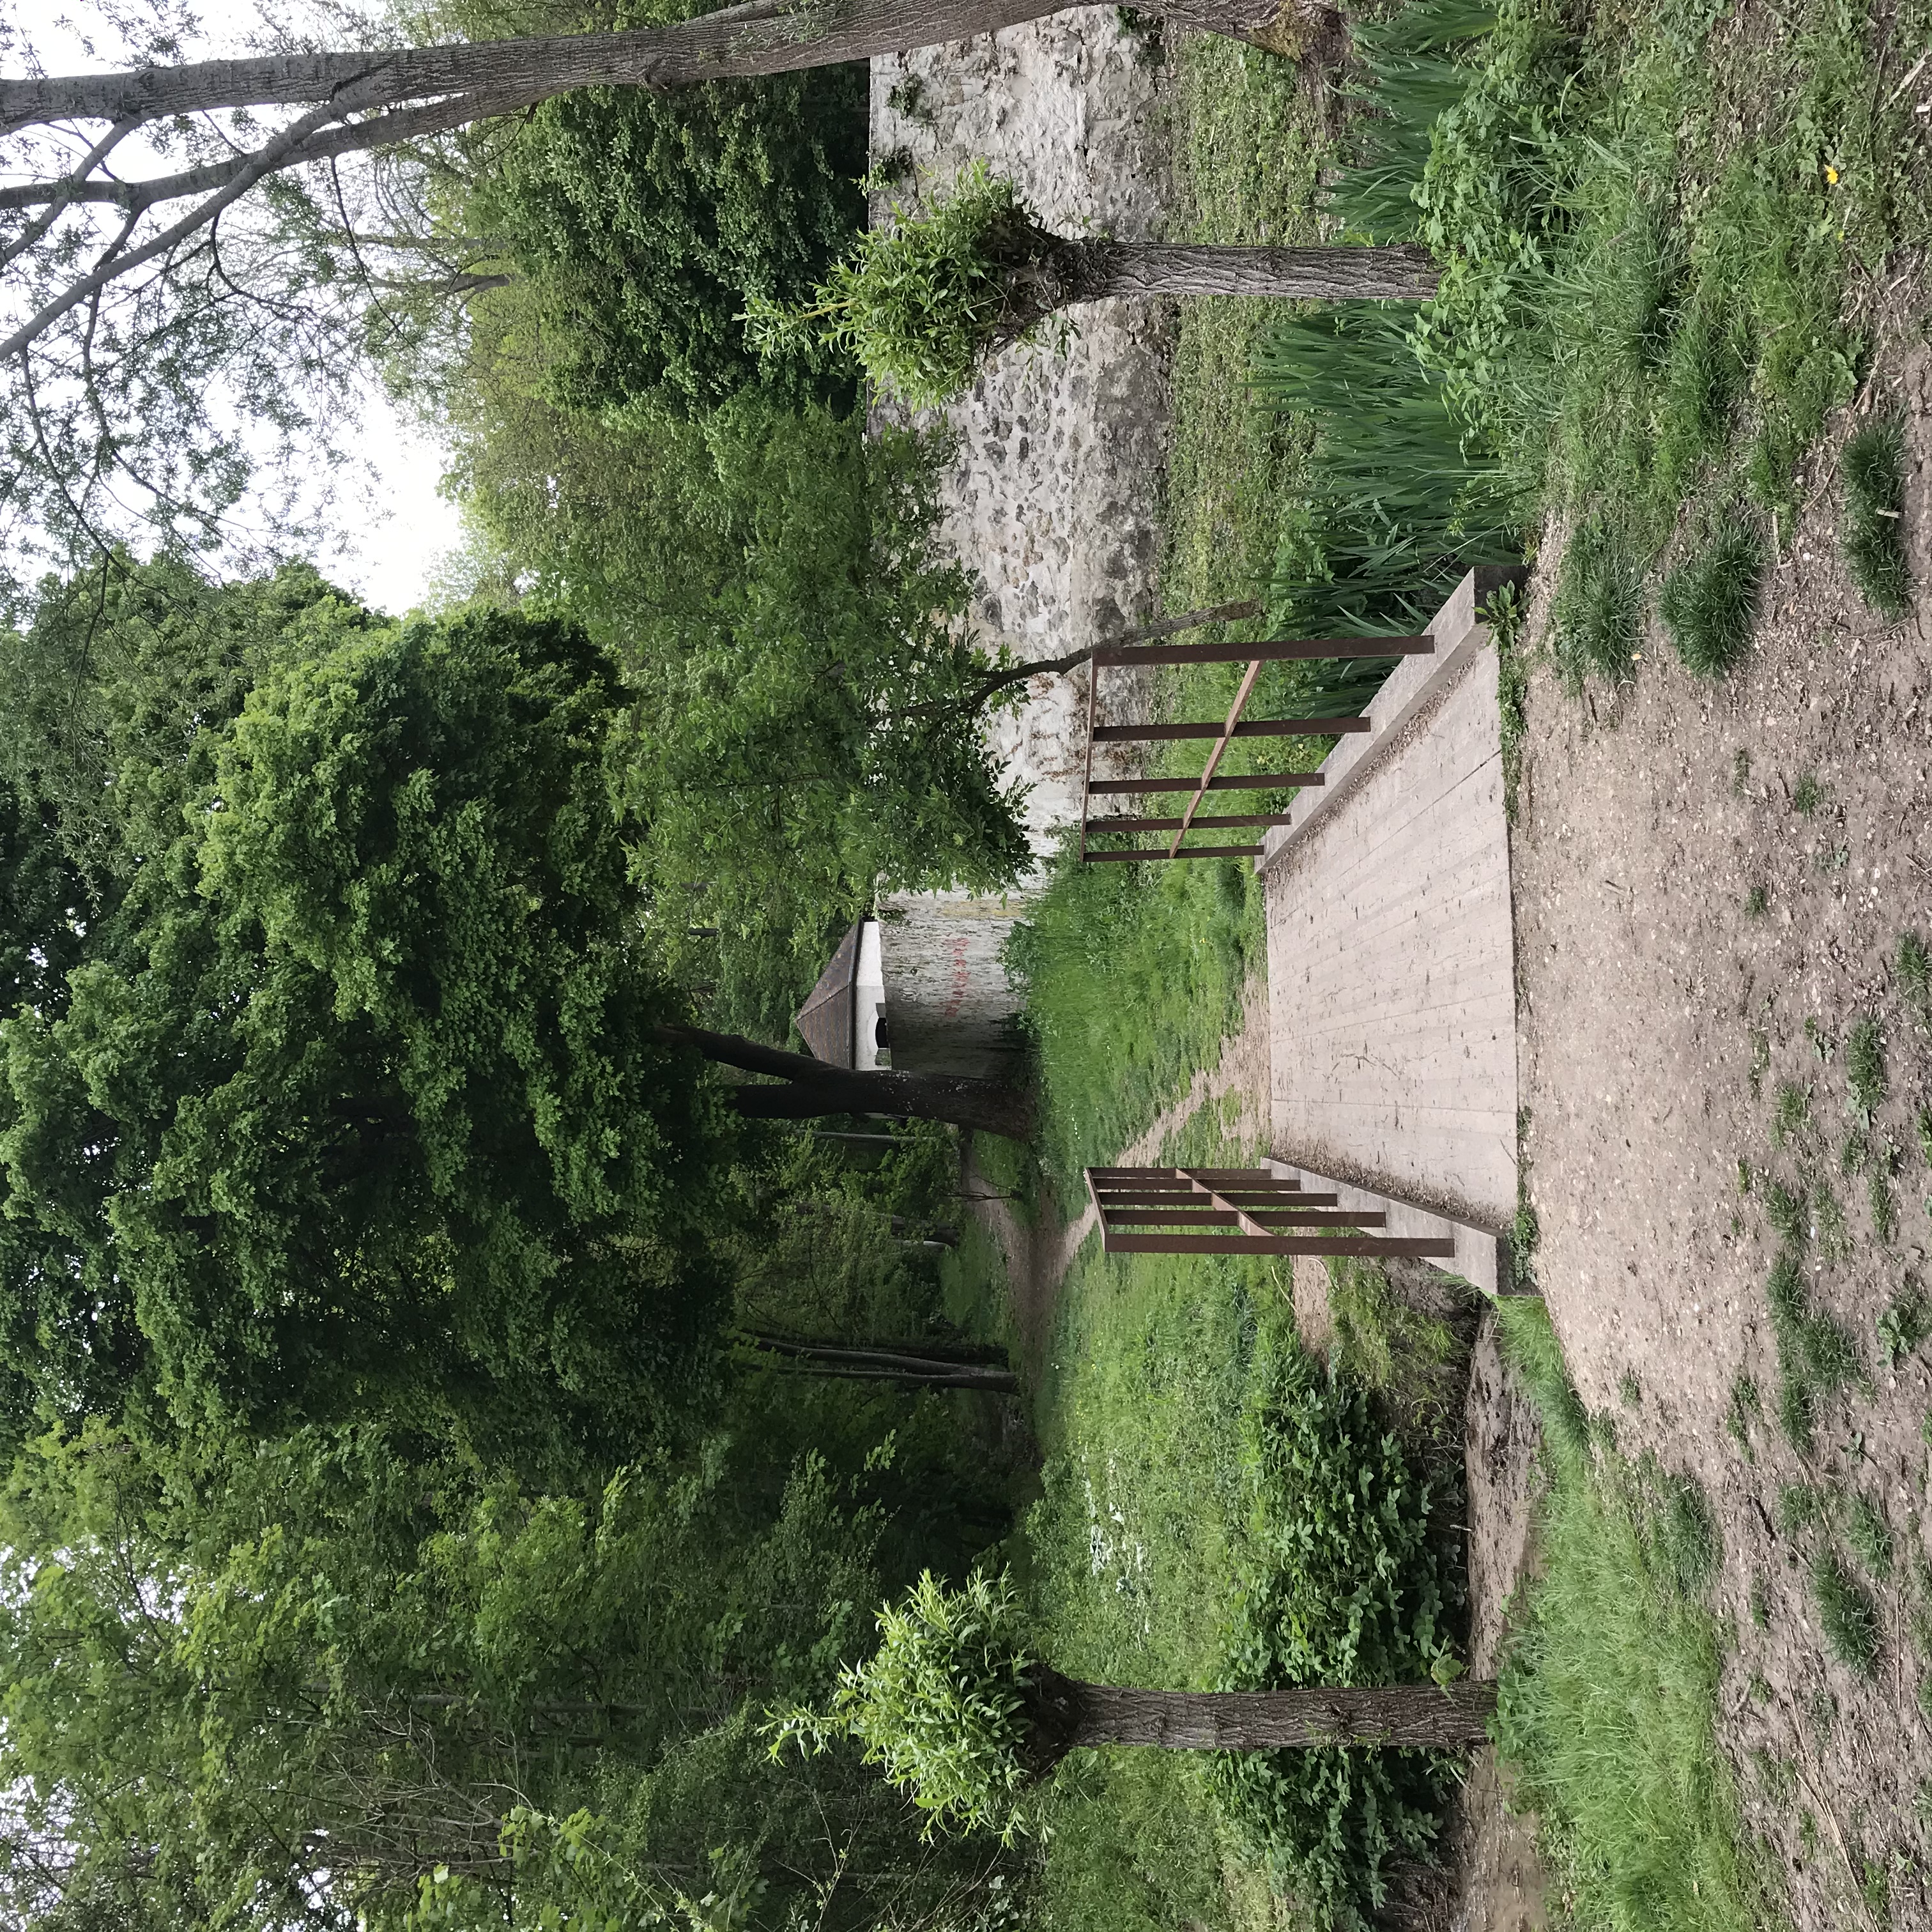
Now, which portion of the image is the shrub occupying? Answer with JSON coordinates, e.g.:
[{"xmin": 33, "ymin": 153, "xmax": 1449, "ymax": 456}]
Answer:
[
  {"xmin": 769, "ymin": 1568, "xmax": 1039, "ymax": 1841},
  {"xmin": 1659, "ymin": 516, "xmax": 1764, "ymax": 676},
  {"xmin": 750, "ymin": 163, "xmax": 1060, "ymax": 409},
  {"xmin": 1212, "ymin": 1338, "xmax": 1461, "ymax": 1929},
  {"xmin": 1841, "ymin": 414, "xmax": 1912, "ymax": 618},
  {"xmin": 478, "ymin": 64, "xmax": 869, "ymax": 410}
]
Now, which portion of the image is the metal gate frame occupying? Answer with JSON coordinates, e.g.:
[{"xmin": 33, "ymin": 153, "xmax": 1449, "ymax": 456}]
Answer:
[{"xmin": 1085, "ymin": 1166, "xmax": 1457, "ymax": 1260}]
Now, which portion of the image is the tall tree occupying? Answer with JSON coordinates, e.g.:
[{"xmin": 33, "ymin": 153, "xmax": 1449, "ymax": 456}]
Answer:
[
  {"xmin": 0, "ymin": 0, "xmax": 1291, "ymax": 571},
  {"xmin": 0, "ymin": 572, "xmax": 735, "ymax": 1471},
  {"xmin": 776, "ymin": 1571, "xmax": 1490, "ymax": 1841}
]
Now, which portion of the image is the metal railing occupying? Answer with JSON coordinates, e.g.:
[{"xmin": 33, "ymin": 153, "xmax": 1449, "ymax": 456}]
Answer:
[
  {"xmin": 1085, "ymin": 1165, "xmax": 1457, "ymax": 1259},
  {"xmin": 1077, "ymin": 631, "xmax": 1432, "ymax": 863}
]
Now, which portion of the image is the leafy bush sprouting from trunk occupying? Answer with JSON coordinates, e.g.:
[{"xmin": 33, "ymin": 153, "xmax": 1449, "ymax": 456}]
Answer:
[
  {"xmin": 749, "ymin": 163, "xmax": 1080, "ymax": 410},
  {"xmin": 769, "ymin": 1567, "xmax": 1041, "ymax": 1842},
  {"xmin": 1211, "ymin": 1338, "xmax": 1463, "ymax": 1930},
  {"xmin": 477, "ymin": 60, "xmax": 870, "ymax": 411}
]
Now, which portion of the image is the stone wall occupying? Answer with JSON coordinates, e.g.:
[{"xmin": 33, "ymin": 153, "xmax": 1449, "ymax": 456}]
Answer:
[{"xmin": 871, "ymin": 9, "xmax": 1178, "ymax": 845}]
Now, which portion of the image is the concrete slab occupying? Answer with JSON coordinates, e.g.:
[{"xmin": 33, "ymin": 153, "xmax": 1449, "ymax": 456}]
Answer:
[{"xmin": 1259, "ymin": 571, "xmax": 1521, "ymax": 1232}]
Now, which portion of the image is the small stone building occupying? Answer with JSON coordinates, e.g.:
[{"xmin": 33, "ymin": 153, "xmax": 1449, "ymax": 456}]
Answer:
[{"xmin": 793, "ymin": 885, "xmax": 1036, "ymax": 1084}]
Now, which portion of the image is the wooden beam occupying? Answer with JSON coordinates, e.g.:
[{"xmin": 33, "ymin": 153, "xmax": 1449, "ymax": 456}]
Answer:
[
  {"xmin": 1084, "ymin": 845, "xmax": 1261, "ymax": 862},
  {"xmin": 1088, "ymin": 811, "xmax": 1296, "ymax": 832},
  {"xmin": 1091, "ymin": 635, "xmax": 1432, "ymax": 668},
  {"xmin": 1094, "ymin": 717, "xmax": 1370, "ymax": 742},
  {"xmin": 1169, "ymin": 659, "xmax": 1264, "ymax": 858},
  {"xmin": 1088, "ymin": 772, "xmax": 1323, "ymax": 794}
]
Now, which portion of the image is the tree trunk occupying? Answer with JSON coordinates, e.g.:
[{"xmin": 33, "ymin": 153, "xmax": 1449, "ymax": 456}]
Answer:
[
  {"xmin": 658, "ymin": 1023, "xmax": 1034, "ymax": 1140},
  {"xmin": 0, "ymin": 0, "xmax": 1308, "ymax": 132},
  {"xmin": 742, "ymin": 1331, "xmax": 1019, "ymax": 1391},
  {"xmin": 1027, "ymin": 1671, "xmax": 1494, "ymax": 1770},
  {"xmin": 1067, "ymin": 240, "xmax": 1440, "ymax": 305}
]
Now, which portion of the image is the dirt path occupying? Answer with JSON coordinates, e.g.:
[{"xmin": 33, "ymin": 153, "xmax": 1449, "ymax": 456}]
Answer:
[{"xmin": 1512, "ymin": 348, "xmax": 1932, "ymax": 1929}]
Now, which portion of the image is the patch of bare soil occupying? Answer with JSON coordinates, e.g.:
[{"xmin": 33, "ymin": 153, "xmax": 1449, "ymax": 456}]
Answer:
[
  {"xmin": 969, "ymin": 973, "xmax": 1273, "ymax": 1374},
  {"xmin": 1512, "ymin": 344, "xmax": 1932, "ymax": 1928}
]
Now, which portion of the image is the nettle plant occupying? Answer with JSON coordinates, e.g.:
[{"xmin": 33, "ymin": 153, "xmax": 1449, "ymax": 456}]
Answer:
[{"xmin": 770, "ymin": 1567, "xmax": 1043, "ymax": 1841}]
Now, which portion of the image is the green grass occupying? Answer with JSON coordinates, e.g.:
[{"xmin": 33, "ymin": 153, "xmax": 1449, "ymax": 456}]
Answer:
[
  {"xmin": 1162, "ymin": 34, "xmax": 1326, "ymax": 614},
  {"xmin": 1024, "ymin": 1229, "xmax": 1290, "ymax": 1932},
  {"xmin": 1841, "ymin": 413, "xmax": 1912, "ymax": 618},
  {"xmin": 1004, "ymin": 848, "xmax": 1259, "ymax": 1206},
  {"xmin": 1811, "ymin": 1545, "xmax": 1880, "ymax": 1678},
  {"xmin": 1658, "ymin": 515, "xmax": 1765, "ymax": 677},
  {"xmin": 1491, "ymin": 1299, "xmax": 1767, "ymax": 1932},
  {"xmin": 1899, "ymin": 930, "xmax": 1931, "ymax": 1029},
  {"xmin": 1845, "ymin": 1018, "xmax": 1887, "ymax": 1123}
]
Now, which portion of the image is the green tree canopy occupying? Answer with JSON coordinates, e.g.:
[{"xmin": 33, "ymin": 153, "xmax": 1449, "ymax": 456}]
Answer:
[
  {"xmin": 446, "ymin": 388, "xmax": 1033, "ymax": 1036},
  {"xmin": 469, "ymin": 44, "xmax": 869, "ymax": 411},
  {"xmin": 0, "ymin": 567, "xmax": 733, "ymax": 1472}
]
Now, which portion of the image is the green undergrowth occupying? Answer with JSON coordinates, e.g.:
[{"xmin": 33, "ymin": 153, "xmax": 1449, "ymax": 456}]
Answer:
[
  {"xmin": 1162, "ymin": 34, "xmax": 1327, "ymax": 613},
  {"xmin": 1269, "ymin": 0, "xmax": 1932, "ymax": 686},
  {"xmin": 1023, "ymin": 1105, "xmax": 1471, "ymax": 1931},
  {"xmin": 1493, "ymin": 1299, "xmax": 1775, "ymax": 1932},
  {"xmin": 1004, "ymin": 843, "xmax": 1260, "ymax": 1208}
]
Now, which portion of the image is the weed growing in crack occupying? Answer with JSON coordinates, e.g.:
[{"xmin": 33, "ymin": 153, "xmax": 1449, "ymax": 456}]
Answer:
[
  {"xmin": 1811, "ymin": 1546, "xmax": 1879, "ymax": 1678},
  {"xmin": 1765, "ymin": 1179, "xmax": 1808, "ymax": 1248},
  {"xmin": 1777, "ymin": 1479, "xmax": 1822, "ymax": 1537},
  {"xmin": 1841, "ymin": 413, "xmax": 1912, "ymax": 619},
  {"xmin": 1659, "ymin": 515, "xmax": 1764, "ymax": 675},
  {"xmin": 1846, "ymin": 1018, "xmax": 1886, "ymax": 1124},
  {"xmin": 1766, "ymin": 1250, "xmax": 1859, "ymax": 1448},
  {"xmin": 1846, "ymin": 1494, "xmax": 1893, "ymax": 1581},
  {"xmin": 1726, "ymin": 1372, "xmax": 1759, "ymax": 1461}
]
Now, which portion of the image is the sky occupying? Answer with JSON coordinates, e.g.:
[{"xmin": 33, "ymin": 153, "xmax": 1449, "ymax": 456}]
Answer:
[{"xmin": 6, "ymin": 0, "xmax": 470, "ymax": 617}]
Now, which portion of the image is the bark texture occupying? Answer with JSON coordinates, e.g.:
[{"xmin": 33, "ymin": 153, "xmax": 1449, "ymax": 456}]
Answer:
[
  {"xmin": 1027, "ymin": 1671, "xmax": 1496, "ymax": 1768},
  {"xmin": 659, "ymin": 1023, "xmax": 1035, "ymax": 1140},
  {"xmin": 1070, "ymin": 240, "xmax": 1441, "ymax": 304},
  {"xmin": 0, "ymin": 0, "xmax": 1307, "ymax": 132}
]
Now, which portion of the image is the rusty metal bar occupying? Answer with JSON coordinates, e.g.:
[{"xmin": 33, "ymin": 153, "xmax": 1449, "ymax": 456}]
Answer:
[
  {"xmin": 1091, "ymin": 635, "xmax": 1432, "ymax": 669},
  {"xmin": 1077, "ymin": 656, "xmax": 1099, "ymax": 866},
  {"xmin": 1087, "ymin": 811, "xmax": 1296, "ymax": 833},
  {"xmin": 1169, "ymin": 659, "xmax": 1264, "ymax": 857},
  {"xmin": 1103, "ymin": 1233, "xmax": 1459, "ymax": 1257},
  {"xmin": 1084, "ymin": 845, "xmax": 1262, "ymax": 862},
  {"xmin": 1094, "ymin": 717, "xmax": 1371, "ymax": 742},
  {"xmin": 1088, "ymin": 772, "xmax": 1323, "ymax": 794}
]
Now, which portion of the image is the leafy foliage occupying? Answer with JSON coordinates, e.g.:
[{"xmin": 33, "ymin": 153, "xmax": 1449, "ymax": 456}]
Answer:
[
  {"xmin": 0, "ymin": 571, "xmax": 734, "ymax": 1474},
  {"xmin": 473, "ymin": 49, "xmax": 868, "ymax": 410},
  {"xmin": 772, "ymin": 1568, "xmax": 1041, "ymax": 1842},
  {"xmin": 752, "ymin": 163, "xmax": 1059, "ymax": 409},
  {"xmin": 1211, "ymin": 1337, "xmax": 1462, "ymax": 1929},
  {"xmin": 443, "ymin": 377, "xmax": 1031, "ymax": 1038}
]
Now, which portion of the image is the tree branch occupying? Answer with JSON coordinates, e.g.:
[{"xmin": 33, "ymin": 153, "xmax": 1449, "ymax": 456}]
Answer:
[
  {"xmin": 0, "ymin": 77, "xmax": 394, "ymax": 360},
  {"xmin": 0, "ymin": 114, "xmax": 138, "ymax": 266}
]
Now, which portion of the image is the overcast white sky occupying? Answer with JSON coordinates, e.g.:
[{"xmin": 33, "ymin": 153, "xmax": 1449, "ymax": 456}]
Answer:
[{"xmin": 7, "ymin": 0, "xmax": 469, "ymax": 616}]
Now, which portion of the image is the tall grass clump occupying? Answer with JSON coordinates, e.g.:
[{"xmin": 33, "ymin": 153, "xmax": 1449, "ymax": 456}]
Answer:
[
  {"xmin": 1659, "ymin": 515, "xmax": 1764, "ymax": 676},
  {"xmin": 1550, "ymin": 513, "xmax": 1643, "ymax": 684},
  {"xmin": 1492, "ymin": 1300, "xmax": 1767, "ymax": 1932},
  {"xmin": 1839, "ymin": 414, "xmax": 1910, "ymax": 621}
]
